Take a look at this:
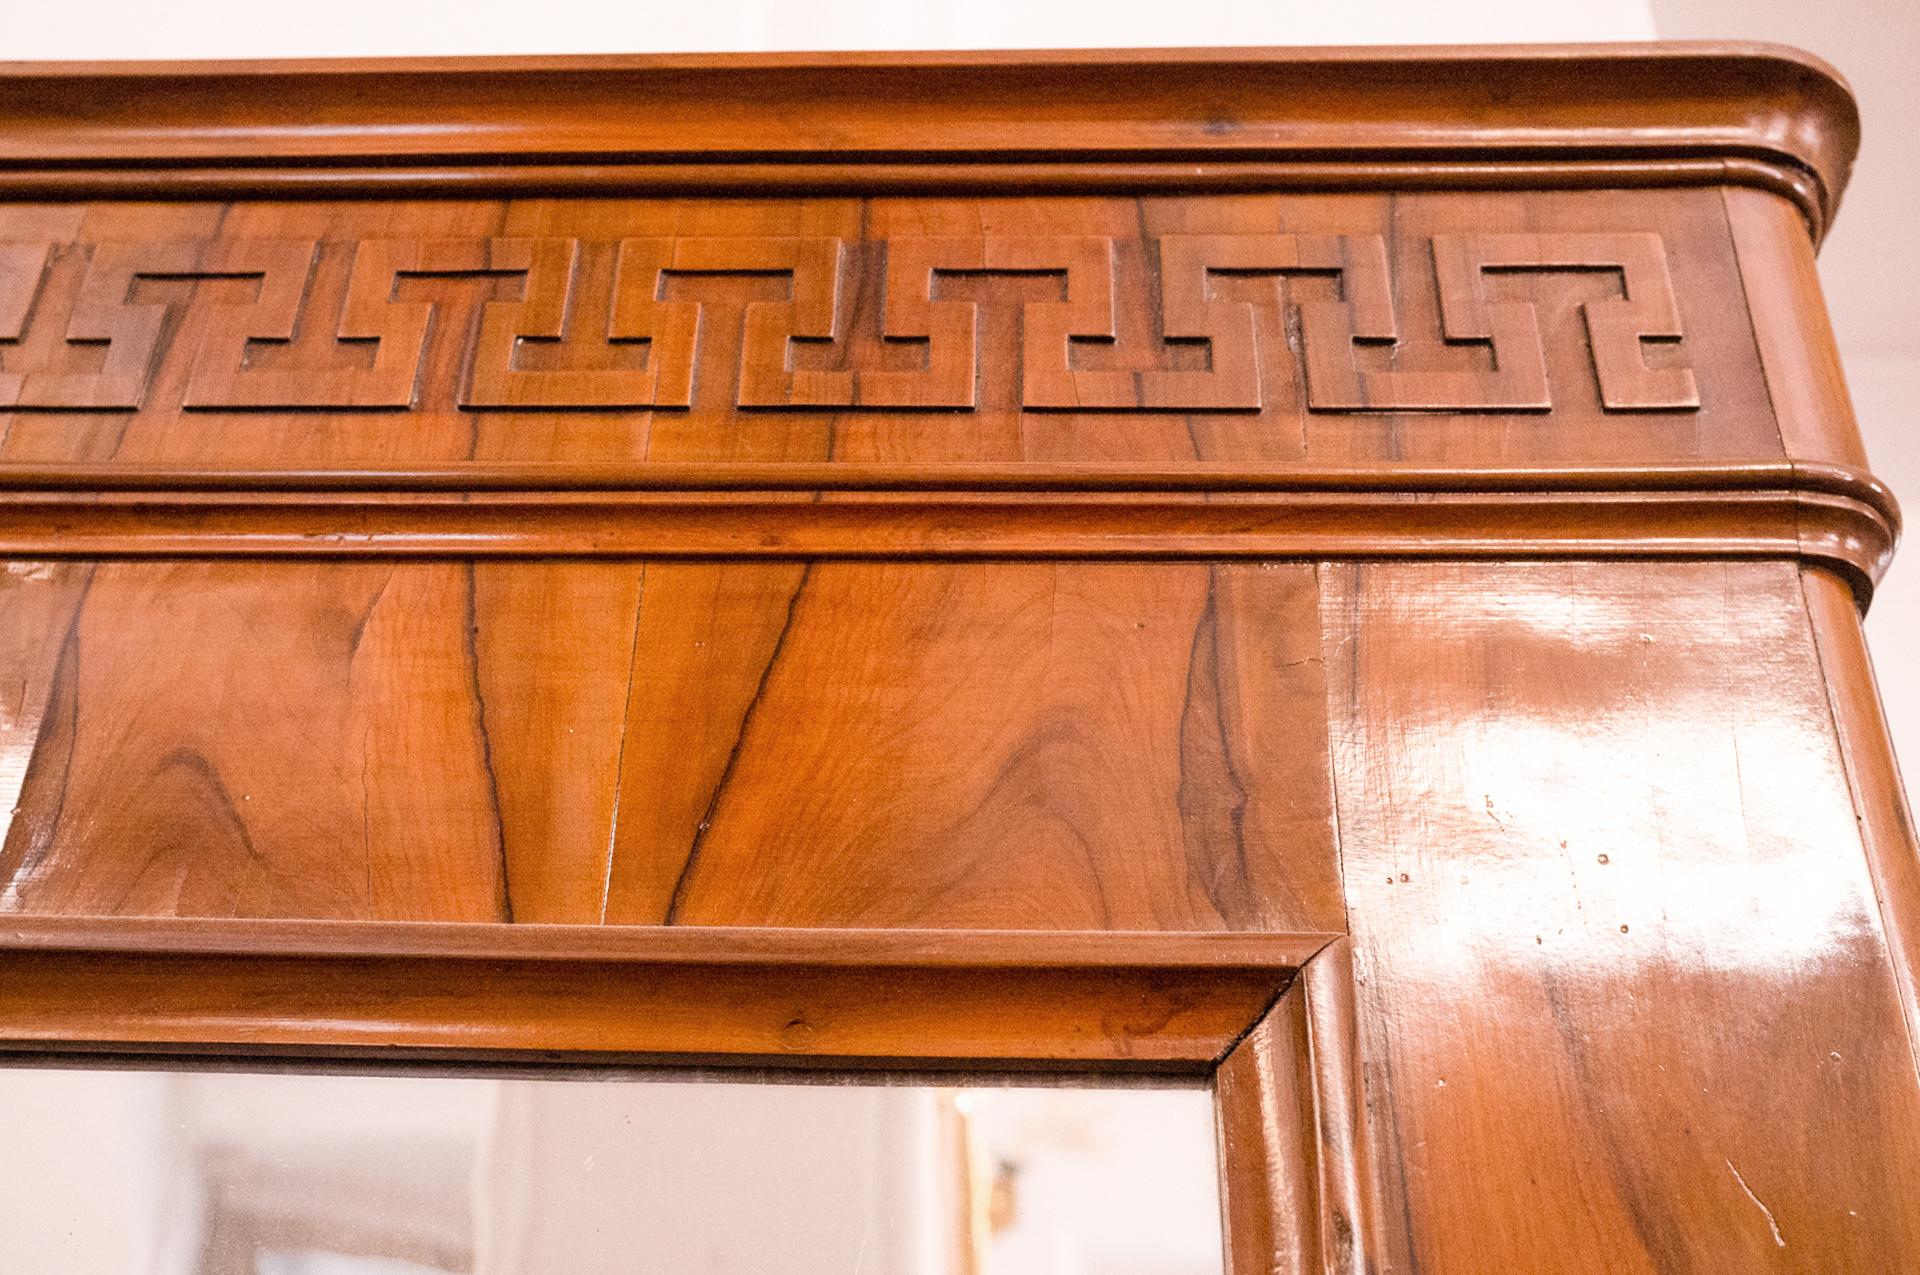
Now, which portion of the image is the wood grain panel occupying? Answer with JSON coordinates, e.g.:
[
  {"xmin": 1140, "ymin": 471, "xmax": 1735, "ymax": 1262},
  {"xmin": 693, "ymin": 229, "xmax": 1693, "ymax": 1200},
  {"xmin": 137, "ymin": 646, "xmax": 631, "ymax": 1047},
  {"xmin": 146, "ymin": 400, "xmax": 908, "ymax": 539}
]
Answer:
[
  {"xmin": 0, "ymin": 559, "xmax": 1343, "ymax": 935},
  {"xmin": 0, "ymin": 563, "xmax": 510, "ymax": 919},
  {"xmin": 0, "ymin": 558, "xmax": 644, "ymax": 926},
  {"xmin": 617, "ymin": 561, "xmax": 1339, "ymax": 931},
  {"xmin": 1321, "ymin": 559, "xmax": 1920, "ymax": 1271},
  {"xmin": 467, "ymin": 563, "xmax": 643, "ymax": 925},
  {"xmin": 601, "ymin": 561, "xmax": 814, "ymax": 922}
]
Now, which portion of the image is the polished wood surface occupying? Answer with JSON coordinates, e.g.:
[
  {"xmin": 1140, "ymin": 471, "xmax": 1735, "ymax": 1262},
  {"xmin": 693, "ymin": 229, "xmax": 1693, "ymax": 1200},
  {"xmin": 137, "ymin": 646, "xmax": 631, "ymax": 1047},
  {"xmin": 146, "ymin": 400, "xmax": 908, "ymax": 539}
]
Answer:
[
  {"xmin": 0, "ymin": 560, "xmax": 1344, "ymax": 930},
  {"xmin": 0, "ymin": 45, "xmax": 1858, "ymax": 230},
  {"xmin": 0, "ymin": 44, "xmax": 1911, "ymax": 1273},
  {"xmin": 0, "ymin": 919, "xmax": 1325, "ymax": 1066},
  {"xmin": 1216, "ymin": 938, "xmax": 1384, "ymax": 1275},
  {"xmin": 1322, "ymin": 560, "xmax": 1920, "ymax": 1270},
  {"xmin": 0, "ymin": 191, "xmax": 1792, "ymax": 468}
]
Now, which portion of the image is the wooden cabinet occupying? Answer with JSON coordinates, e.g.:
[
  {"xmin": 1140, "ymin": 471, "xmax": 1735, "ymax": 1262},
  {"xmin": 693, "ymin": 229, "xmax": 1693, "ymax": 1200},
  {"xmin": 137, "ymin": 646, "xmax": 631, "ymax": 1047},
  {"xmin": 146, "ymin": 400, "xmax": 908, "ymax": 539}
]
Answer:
[{"xmin": 0, "ymin": 43, "xmax": 1911, "ymax": 1271}]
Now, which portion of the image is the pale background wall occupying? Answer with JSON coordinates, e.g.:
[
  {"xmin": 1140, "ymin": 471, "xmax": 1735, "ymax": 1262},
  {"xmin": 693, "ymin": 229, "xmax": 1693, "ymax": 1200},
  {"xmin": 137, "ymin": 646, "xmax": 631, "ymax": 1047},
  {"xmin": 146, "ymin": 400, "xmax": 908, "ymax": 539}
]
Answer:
[
  {"xmin": 1, "ymin": 0, "xmax": 1908, "ymax": 771},
  {"xmin": 0, "ymin": 1, "xmax": 1654, "ymax": 58}
]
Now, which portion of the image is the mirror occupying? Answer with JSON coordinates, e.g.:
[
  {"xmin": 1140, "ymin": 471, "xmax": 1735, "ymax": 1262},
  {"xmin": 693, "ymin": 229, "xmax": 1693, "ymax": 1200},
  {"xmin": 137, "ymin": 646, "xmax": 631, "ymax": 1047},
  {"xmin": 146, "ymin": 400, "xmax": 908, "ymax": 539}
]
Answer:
[{"xmin": 0, "ymin": 1066, "xmax": 1223, "ymax": 1275}]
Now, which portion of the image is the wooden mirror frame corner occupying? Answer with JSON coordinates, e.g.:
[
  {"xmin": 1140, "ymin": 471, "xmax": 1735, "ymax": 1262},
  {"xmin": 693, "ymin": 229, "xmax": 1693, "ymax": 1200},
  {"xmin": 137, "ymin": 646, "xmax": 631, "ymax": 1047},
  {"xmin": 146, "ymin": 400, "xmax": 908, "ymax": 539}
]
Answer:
[{"xmin": 0, "ymin": 918, "xmax": 1369, "ymax": 1272}]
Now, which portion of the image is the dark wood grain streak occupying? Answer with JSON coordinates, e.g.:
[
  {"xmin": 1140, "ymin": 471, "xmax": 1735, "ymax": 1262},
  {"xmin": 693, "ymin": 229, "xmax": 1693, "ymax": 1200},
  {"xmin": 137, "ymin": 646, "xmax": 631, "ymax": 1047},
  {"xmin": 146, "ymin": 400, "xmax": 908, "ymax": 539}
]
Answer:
[
  {"xmin": 658, "ymin": 563, "xmax": 812, "ymax": 925},
  {"xmin": 462, "ymin": 562, "xmax": 514, "ymax": 924}
]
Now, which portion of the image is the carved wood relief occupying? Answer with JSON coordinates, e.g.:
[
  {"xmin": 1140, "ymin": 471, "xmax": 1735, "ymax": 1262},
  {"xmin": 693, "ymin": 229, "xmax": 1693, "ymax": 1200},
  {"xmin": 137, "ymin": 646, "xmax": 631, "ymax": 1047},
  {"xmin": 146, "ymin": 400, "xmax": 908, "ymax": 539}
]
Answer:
[
  {"xmin": 0, "ymin": 232, "xmax": 1699, "ymax": 416},
  {"xmin": 1427, "ymin": 232, "xmax": 1700, "ymax": 411},
  {"xmin": 0, "ymin": 45, "xmax": 1912, "ymax": 1275}
]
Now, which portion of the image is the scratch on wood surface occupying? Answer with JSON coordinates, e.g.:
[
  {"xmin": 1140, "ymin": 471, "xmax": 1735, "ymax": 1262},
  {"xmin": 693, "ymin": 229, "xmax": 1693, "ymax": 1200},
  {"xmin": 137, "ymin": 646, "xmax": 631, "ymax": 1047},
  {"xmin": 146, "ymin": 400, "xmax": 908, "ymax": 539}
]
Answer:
[{"xmin": 1727, "ymin": 1158, "xmax": 1786, "ymax": 1248}]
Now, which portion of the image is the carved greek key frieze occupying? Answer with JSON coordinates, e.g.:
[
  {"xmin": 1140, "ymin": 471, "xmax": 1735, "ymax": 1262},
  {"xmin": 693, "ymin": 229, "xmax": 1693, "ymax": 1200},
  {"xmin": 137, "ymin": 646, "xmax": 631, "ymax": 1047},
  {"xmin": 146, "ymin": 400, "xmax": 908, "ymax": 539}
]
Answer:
[
  {"xmin": 0, "ymin": 240, "xmax": 321, "ymax": 410},
  {"xmin": 606, "ymin": 236, "xmax": 851, "ymax": 409},
  {"xmin": 862, "ymin": 235, "xmax": 1122, "ymax": 409},
  {"xmin": 1428, "ymin": 232, "xmax": 1699, "ymax": 412},
  {"xmin": 0, "ymin": 231, "xmax": 1701, "ymax": 416},
  {"xmin": 1149, "ymin": 232, "xmax": 1408, "ymax": 411}
]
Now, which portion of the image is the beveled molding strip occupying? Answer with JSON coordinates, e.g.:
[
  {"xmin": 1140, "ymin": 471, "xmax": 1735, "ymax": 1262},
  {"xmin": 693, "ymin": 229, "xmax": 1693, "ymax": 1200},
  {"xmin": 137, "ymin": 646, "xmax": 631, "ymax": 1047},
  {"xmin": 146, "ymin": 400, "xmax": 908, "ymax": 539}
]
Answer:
[
  {"xmin": 0, "ymin": 43, "xmax": 1858, "ymax": 236},
  {"xmin": 0, "ymin": 460, "xmax": 1896, "ymax": 601},
  {"xmin": 0, "ymin": 915, "xmax": 1333, "ymax": 1069}
]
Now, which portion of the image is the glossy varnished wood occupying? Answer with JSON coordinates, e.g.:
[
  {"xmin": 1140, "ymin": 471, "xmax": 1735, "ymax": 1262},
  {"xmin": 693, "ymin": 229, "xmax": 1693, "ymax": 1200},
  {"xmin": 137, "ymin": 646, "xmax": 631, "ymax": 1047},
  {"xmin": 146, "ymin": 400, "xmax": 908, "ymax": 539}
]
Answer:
[
  {"xmin": 0, "ymin": 190, "xmax": 1793, "ymax": 471},
  {"xmin": 1215, "ymin": 938, "xmax": 1383, "ymax": 1275},
  {"xmin": 0, "ymin": 45, "xmax": 1857, "ymax": 233},
  {"xmin": 0, "ymin": 44, "xmax": 1911, "ymax": 1275},
  {"xmin": 0, "ymin": 476, "xmax": 1890, "ymax": 599},
  {"xmin": 1319, "ymin": 559, "xmax": 1920, "ymax": 1270},
  {"xmin": 1801, "ymin": 568, "xmax": 1920, "ymax": 1075},
  {"xmin": 0, "ymin": 559, "xmax": 1343, "ymax": 931},
  {"xmin": 0, "ymin": 919, "xmax": 1326, "ymax": 1067}
]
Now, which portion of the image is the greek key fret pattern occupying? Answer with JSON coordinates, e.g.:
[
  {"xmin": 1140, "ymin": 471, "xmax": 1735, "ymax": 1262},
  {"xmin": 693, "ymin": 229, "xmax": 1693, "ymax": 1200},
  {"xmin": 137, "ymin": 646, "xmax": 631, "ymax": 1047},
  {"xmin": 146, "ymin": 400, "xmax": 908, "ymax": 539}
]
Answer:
[{"xmin": 0, "ymin": 233, "xmax": 1700, "ymax": 415}]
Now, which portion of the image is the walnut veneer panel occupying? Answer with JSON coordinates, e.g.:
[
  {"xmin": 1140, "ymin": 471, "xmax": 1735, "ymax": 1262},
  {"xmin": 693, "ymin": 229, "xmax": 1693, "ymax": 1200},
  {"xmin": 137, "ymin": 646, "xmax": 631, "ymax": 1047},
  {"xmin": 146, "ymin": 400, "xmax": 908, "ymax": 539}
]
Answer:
[
  {"xmin": 1321, "ymin": 559, "xmax": 1920, "ymax": 1270},
  {"xmin": 0, "ymin": 559, "xmax": 1340, "ymax": 932}
]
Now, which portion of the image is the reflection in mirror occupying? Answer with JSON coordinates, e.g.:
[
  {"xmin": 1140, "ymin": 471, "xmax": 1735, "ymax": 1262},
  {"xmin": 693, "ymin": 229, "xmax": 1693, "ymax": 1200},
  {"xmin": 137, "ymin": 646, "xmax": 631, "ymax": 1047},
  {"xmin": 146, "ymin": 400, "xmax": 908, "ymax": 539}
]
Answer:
[{"xmin": 0, "ymin": 1067, "xmax": 1222, "ymax": 1275}]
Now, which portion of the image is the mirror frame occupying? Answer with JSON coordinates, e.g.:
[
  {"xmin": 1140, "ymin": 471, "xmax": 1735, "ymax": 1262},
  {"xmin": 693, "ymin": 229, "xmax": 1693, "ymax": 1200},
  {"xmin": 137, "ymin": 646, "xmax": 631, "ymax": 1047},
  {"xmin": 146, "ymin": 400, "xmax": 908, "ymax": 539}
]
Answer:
[{"xmin": 0, "ymin": 918, "xmax": 1373, "ymax": 1271}]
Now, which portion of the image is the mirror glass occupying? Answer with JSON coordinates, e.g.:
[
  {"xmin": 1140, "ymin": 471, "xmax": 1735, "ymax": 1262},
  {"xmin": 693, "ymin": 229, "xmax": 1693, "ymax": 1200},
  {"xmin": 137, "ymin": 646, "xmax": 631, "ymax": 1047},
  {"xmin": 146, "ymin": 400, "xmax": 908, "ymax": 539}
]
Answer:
[{"xmin": 0, "ymin": 1067, "xmax": 1222, "ymax": 1275}]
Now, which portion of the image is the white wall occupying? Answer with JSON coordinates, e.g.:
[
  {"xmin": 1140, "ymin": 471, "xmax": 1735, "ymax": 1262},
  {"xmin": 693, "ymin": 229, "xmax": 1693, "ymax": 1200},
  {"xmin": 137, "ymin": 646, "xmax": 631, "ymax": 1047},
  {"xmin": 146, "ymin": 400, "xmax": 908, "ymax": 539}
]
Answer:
[
  {"xmin": 0, "ymin": 1071, "xmax": 173, "ymax": 1272},
  {"xmin": 0, "ymin": 1, "xmax": 1653, "ymax": 60}
]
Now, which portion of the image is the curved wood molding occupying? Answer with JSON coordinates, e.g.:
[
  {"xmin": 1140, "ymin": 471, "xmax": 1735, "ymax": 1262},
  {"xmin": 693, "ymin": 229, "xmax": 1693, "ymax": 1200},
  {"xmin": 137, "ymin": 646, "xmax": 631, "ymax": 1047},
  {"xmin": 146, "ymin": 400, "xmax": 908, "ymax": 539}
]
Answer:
[
  {"xmin": 1216, "ymin": 938, "xmax": 1387, "ymax": 1275},
  {"xmin": 1802, "ymin": 570, "xmax": 1920, "ymax": 1075},
  {"xmin": 0, "ymin": 462, "xmax": 1893, "ymax": 601},
  {"xmin": 0, "ymin": 43, "xmax": 1857, "ymax": 235}
]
